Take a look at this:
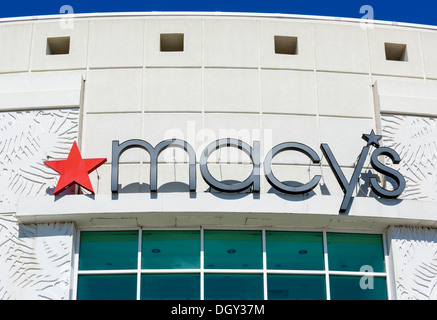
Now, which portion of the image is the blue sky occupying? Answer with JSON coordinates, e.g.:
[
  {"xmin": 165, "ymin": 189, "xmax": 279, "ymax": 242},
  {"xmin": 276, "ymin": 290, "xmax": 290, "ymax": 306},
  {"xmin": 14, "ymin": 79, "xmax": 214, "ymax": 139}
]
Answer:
[{"xmin": 0, "ymin": 0, "xmax": 436, "ymax": 26}]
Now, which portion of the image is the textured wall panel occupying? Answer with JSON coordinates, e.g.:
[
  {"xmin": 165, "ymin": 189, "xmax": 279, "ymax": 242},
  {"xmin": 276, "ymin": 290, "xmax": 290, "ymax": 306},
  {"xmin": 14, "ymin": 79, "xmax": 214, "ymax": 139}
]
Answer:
[
  {"xmin": 0, "ymin": 108, "xmax": 79, "ymax": 299},
  {"xmin": 381, "ymin": 114, "xmax": 437, "ymax": 200},
  {"xmin": 0, "ymin": 215, "xmax": 74, "ymax": 299},
  {"xmin": 0, "ymin": 108, "xmax": 79, "ymax": 212},
  {"xmin": 389, "ymin": 226, "xmax": 437, "ymax": 300}
]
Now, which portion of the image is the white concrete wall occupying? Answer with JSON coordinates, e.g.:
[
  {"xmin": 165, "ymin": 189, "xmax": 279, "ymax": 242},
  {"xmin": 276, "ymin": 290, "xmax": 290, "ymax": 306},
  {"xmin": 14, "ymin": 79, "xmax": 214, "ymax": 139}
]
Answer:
[
  {"xmin": 0, "ymin": 72, "xmax": 81, "ymax": 299},
  {"xmin": 0, "ymin": 215, "xmax": 75, "ymax": 299},
  {"xmin": 0, "ymin": 13, "xmax": 436, "ymax": 299},
  {"xmin": 0, "ymin": 15, "xmax": 435, "ymax": 199},
  {"xmin": 78, "ymin": 17, "xmax": 376, "ymax": 196},
  {"xmin": 389, "ymin": 226, "xmax": 437, "ymax": 299}
]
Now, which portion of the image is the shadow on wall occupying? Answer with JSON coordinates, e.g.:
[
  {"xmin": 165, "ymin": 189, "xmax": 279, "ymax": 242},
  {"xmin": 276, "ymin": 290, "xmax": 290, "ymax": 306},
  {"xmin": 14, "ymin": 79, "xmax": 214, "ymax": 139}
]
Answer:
[
  {"xmin": 120, "ymin": 181, "xmax": 192, "ymax": 193},
  {"xmin": 55, "ymin": 174, "xmax": 404, "ymax": 209}
]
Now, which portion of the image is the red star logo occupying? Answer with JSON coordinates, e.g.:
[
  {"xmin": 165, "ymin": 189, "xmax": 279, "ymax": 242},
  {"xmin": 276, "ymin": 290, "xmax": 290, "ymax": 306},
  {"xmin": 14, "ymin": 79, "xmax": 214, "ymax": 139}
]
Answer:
[{"xmin": 44, "ymin": 141, "xmax": 107, "ymax": 195}]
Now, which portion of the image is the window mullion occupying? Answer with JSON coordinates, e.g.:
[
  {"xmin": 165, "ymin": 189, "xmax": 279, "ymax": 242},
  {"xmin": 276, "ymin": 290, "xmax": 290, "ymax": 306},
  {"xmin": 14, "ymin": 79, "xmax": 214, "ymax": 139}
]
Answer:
[
  {"xmin": 137, "ymin": 228, "xmax": 142, "ymax": 300},
  {"xmin": 382, "ymin": 231, "xmax": 393, "ymax": 300},
  {"xmin": 72, "ymin": 229, "xmax": 81, "ymax": 300},
  {"xmin": 262, "ymin": 228, "xmax": 267, "ymax": 300},
  {"xmin": 323, "ymin": 229, "xmax": 331, "ymax": 300},
  {"xmin": 200, "ymin": 226, "xmax": 204, "ymax": 301}
]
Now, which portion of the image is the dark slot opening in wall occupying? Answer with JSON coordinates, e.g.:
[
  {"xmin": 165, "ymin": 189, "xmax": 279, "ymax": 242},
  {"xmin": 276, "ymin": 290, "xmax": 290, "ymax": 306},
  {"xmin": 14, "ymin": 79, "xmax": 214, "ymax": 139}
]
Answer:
[
  {"xmin": 160, "ymin": 33, "xmax": 184, "ymax": 52},
  {"xmin": 46, "ymin": 37, "xmax": 70, "ymax": 55},
  {"xmin": 385, "ymin": 42, "xmax": 408, "ymax": 61},
  {"xmin": 274, "ymin": 36, "xmax": 298, "ymax": 55}
]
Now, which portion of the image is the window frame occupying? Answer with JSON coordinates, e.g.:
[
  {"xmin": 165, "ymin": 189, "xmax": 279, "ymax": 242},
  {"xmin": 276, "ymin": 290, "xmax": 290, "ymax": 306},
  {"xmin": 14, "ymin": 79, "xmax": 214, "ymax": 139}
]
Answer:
[{"xmin": 72, "ymin": 226, "xmax": 392, "ymax": 300}]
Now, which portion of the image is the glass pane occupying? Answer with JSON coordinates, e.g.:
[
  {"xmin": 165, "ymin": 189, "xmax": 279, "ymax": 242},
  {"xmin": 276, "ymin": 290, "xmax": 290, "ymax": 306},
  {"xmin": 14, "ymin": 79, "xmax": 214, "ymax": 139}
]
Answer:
[
  {"xmin": 329, "ymin": 276, "xmax": 387, "ymax": 300},
  {"xmin": 77, "ymin": 274, "xmax": 137, "ymax": 300},
  {"xmin": 142, "ymin": 230, "xmax": 200, "ymax": 269},
  {"xmin": 327, "ymin": 233, "xmax": 385, "ymax": 272},
  {"xmin": 266, "ymin": 231, "xmax": 324, "ymax": 270},
  {"xmin": 267, "ymin": 274, "xmax": 326, "ymax": 300},
  {"xmin": 79, "ymin": 231, "xmax": 138, "ymax": 270},
  {"xmin": 141, "ymin": 274, "xmax": 200, "ymax": 300},
  {"xmin": 204, "ymin": 274, "xmax": 263, "ymax": 300},
  {"xmin": 204, "ymin": 230, "xmax": 262, "ymax": 269}
]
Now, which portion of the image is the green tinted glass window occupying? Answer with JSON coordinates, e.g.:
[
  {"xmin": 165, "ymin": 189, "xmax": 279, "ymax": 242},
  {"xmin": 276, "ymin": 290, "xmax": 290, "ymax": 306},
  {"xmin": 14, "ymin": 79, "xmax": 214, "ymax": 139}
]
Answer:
[
  {"xmin": 327, "ymin": 233, "xmax": 385, "ymax": 272},
  {"xmin": 329, "ymin": 276, "xmax": 387, "ymax": 300},
  {"xmin": 142, "ymin": 230, "xmax": 200, "ymax": 269},
  {"xmin": 77, "ymin": 274, "xmax": 137, "ymax": 300},
  {"xmin": 267, "ymin": 274, "xmax": 326, "ymax": 300},
  {"xmin": 79, "ymin": 231, "xmax": 138, "ymax": 270},
  {"xmin": 141, "ymin": 274, "xmax": 200, "ymax": 300},
  {"xmin": 204, "ymin": 230, "xmax": 262, "ymax": 269},
  {"xmin": 77, "ymin": 229, "xmax": 388, "ymax": 300},
  {"xmin": 204, "ymin": 274, "xmax": 263, "ymax": 300},
  {"xmin": 266, "ymin": 231, "xmax": 324, "ymax": 270}
]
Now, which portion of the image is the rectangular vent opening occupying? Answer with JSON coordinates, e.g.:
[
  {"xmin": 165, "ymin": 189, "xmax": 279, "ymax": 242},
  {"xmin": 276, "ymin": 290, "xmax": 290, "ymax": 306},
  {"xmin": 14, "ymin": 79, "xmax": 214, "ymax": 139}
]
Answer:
[
  {"xmin": 274, "ymin": 36, "xmax": 298, "ymax": 55},
  {"xmin": 160, "ymin": 33, "xmax": 184, "ymax": 52},
  {"xmin": 46, "ymin": 36, "xmax": 70, "ymax": 55},
  {"xmin": 385, "ymin": 42, "xmax": 407, "ymax": 61}
]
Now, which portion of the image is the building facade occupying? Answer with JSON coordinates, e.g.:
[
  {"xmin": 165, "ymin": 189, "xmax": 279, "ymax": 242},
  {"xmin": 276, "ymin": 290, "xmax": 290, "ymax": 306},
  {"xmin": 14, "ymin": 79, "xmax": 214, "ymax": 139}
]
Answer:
[{"xmin": 1, "ymin": 12, "xmax": 437, "ymax": 300}]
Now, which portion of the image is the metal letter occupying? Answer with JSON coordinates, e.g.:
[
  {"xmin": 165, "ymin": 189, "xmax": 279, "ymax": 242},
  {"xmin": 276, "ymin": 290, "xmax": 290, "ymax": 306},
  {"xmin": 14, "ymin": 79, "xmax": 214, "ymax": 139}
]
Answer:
[
  {"xmin": 321, "ymin": 143, "xmax": 369, "ymax": 213},
  {"xmin": 111, "ymin": 139, "xmax": 196, "ymax": 193},
  {"xmin": 200, "ymin": 138, "xmax": 260, "ymax": 193},
  {"xmin": 264, "ymin": 142, "xmax": 321, "ymax": 194},
  {"xmin": 369, "ymin": 147, "xmax": 405, "ymax": 198}
]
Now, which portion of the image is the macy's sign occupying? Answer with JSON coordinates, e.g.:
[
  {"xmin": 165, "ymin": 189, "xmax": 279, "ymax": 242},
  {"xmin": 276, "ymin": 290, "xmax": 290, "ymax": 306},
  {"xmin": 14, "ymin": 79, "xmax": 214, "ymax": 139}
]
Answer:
[{"xmin": 45, "ymin": 130, "xmax": 405, "ymax": 213}]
